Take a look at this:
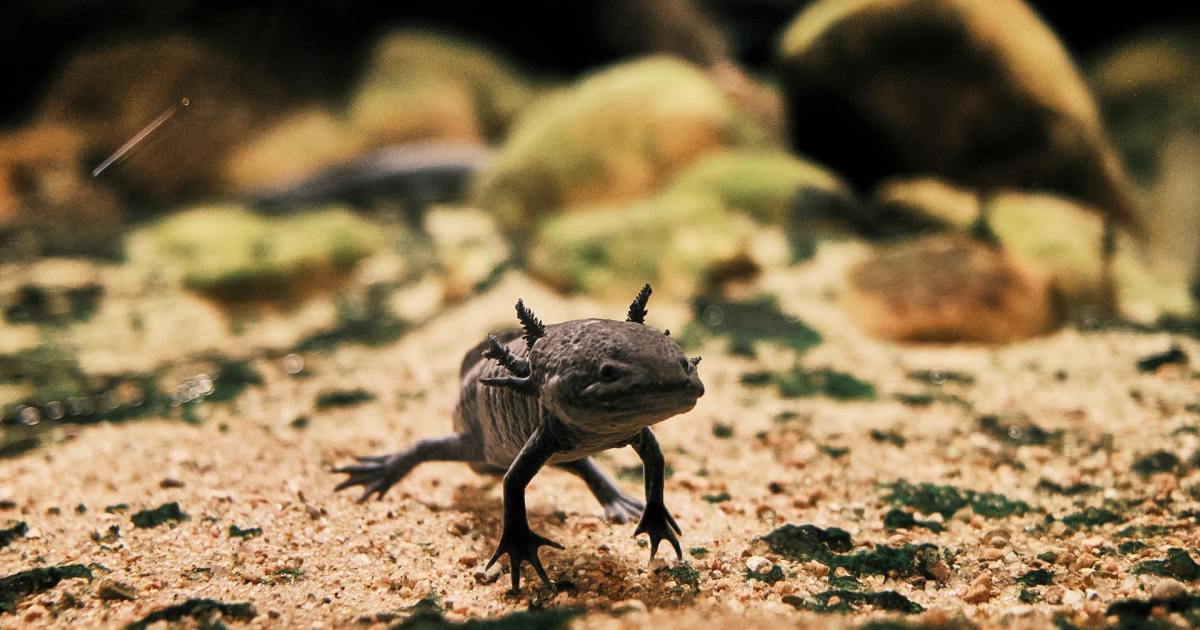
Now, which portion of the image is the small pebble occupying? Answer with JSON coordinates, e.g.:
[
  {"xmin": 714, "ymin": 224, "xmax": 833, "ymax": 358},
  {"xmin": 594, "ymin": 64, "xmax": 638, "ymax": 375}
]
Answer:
[
  {"xmin": 97, "ymin": 579, "xmax": 137, "ymax": 601},
  {"xmin": 612, "ymin": 599, "xmax": 648, "ymax": 615},
  {"xmin": 1151, "ymin": 579, "xmax": 1187, "ymax": 600},
  {"xmin": 745, "ymin": 556, "xmax": 772, "ymax": 573},
  {"xmin": 963, "ymin": 573, "xmax": 993, "ymax": 604}
]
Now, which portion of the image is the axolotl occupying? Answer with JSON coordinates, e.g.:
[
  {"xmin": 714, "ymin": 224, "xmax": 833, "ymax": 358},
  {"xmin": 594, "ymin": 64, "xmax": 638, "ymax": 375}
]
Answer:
[{"xmin": 333, "ymin": 284, "xmax": 704, "ymax": 590}]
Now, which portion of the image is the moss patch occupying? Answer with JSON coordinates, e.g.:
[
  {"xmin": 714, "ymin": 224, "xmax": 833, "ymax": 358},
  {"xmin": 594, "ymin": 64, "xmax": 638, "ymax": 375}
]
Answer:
[
  {"xmin": 745, "ymin": 565, "xmax": 785, "ymax": 584},
  {"xmin": 784, "ymin": 590, "xmax": 924, "ymax": 614},
  {"xmin": 883, "ymin": 509, "xmax": 944, "ymax": 533},
  {"xmin": 0, "ymin": 522, "xmax": 27, "ymax": 549},
  {"xmin": 229, "ymin": 525, "xmax": 263, "ymax": 539},
  {"xmin": 0, "ymin": 564, "xmax": 92, "ymax": 613},
  {"xmin": 1061, "ymin": 507, "xmax": 1124, "ymax": 529},
  {"xmin": 1134, "ymin": 548, "xmax": 1200, "ymax": 580},
  {"xmin": 758, "ymin": 524, "xmax": 853, "ymax": 560},
  {"xmin": 131, "ymin": 502, "xmax": 189, "ymax": 528},
  {"xmin": 125, "ymin": 598, "xmax": 256, "ymax": 630},
  {"xmin": 882, "ymin": 480, "xmax": 1031, "ymax": 520},
  {"xmin": 315, "ymin": 388, "xmax": 377, "ymax": 410},
  {"xmin": 1016, "ymin": 569, "xmax": 1055, "ymax": 586},
  {"xmin": 3, "ymin": 283, "xmax": 104, "ymax": 325},
  {"xmin": 681, "ymin": 294, "xmax": 821, "ymax": 357}
]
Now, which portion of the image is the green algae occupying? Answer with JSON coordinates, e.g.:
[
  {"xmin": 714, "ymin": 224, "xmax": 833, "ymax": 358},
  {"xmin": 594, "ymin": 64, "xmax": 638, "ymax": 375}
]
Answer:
[
  {"xmin": 883, "ymin": 509, "xmax": 944, "ymax": 533},
  {"xmin": 295, "ymin": 283, "xmax": 409, "ymax": 352},
  {"xmin": 0, "ymin": 564, "xmax": 92, "ymax": 613},
  {"xmin": 784, "ymin": 590, "xmax": 924, "ymax": 614},
  {"xmin": 229, "ymin": 525, "xmax": 263, "ymax": 539},
  {"xmin": 745, "ymin": 565, "xmax": 785, "ymax": 585},
  {"xmin": 1134, "ymin": 548, "xmax": 1200, "ymax": 580},
  {"xmin": 124, "ymin": 598, "xmax": 256, "ymax": 630},
  {"xmin": 1016, "ymin": 569, "xmax": 1055, "ymax": 586},
  {"xmin": 315, "ymin": 388, "xmax": 377, "ymax": 410},
  {"xmin": 977, "ymin": 415, "xmax": 1061, "ymax": 447},
  {"xmin": 701, "ymin": 492, "xmax": 731, "ymax": 504},
  {"xmin": 131, "ymin": 502, "xmax": 189, "ymax": 528},
  {"xmin": 679, "ymin": 295, "xmax": 821, "ymax": 357},
  {"xmin": 711, "ymin": 422, "xmax": 734, "ymax": 439},
  {"xmin": 1036, "ymin": 479, "xmax": 1100, "ymax": 496},
  {"xmin": 392, "ymin": 606, "xmax": 584, "ymax": 629},
  {"xmin": 1132, "ymin": 450, "xmax": 1183, "ymax": 476},
  {"xmin": 907, "ymin": 370, "xmax": 975, "ymax": 386},
  {"xmin": 3, "ymin": 283, "xmax": 105, "ymax": 325},
  {"xmin": 869, "ymin": 429, "xmax": 907, "ymax": 447},
  {"xmin": 0, "ymin": 522, "xmax": 27, "ymax": 549},
  {"xmin": 758, "ymin": 524, "xmax": 853, "ymax": 559},
  {"xmin": 775, "ymin": 368, "xmax": 876, "ymax": 400},
  {"xmin": 881, "ymin": 480, "xmax": 1030, "ymax": 520},
  {"xmin": 1061, "ymin": 507, "xmax": 1124, "ymax": 529}
]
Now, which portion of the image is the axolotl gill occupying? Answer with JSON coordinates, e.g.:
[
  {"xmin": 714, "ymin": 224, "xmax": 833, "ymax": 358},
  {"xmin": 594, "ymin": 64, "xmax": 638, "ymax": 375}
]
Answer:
[{"xmin": 333, "ymin": 284, "xmax": 704, "ymax": 591}]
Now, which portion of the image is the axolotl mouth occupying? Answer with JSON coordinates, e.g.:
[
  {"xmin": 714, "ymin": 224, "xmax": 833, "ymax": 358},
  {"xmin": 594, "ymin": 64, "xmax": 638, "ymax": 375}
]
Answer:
[{"xmin": 580, "ymin": 367, "xmax": 705, "ymax": 422}]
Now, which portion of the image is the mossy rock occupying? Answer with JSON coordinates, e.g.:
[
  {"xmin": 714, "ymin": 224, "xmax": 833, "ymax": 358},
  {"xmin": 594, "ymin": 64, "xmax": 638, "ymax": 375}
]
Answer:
[
  {"xmin": 353, "ymin": 30, "xmax": 536, "ymax": 143},
  {"xmin": 0, "ymin": 125, "xmax": 124, "ymax": 261},
  {"xmin": 528, "ymin": 193, "xmax": 782, "ymax": 298},
  {"xmin": 135, "ymin": 205, "xmax": 383, "ymax": 303},
  {"xmin": 424, "ymin": 206, "xmax": 509, "ymax": 302},
  {"xmin": 777, "ymin": 0, "xmax": 1137, "ymax": 229},
  {"xmin": 664, "ymin": 150, "xmax": 852, "ymax": 225},
  {"xmin": 473, "ymin": 56, "xmax": 767, "ymax": 234},
  {"xmin": 222, "ymin": 108, "xmax": 370, "ymax": 194},
  {"xmin": 872, "ymin": 176, "xmax": 980, "ymax": 232},
  {"xmin": 845, "ymin": 234, "xmax": 1056, "ymax": 343}
]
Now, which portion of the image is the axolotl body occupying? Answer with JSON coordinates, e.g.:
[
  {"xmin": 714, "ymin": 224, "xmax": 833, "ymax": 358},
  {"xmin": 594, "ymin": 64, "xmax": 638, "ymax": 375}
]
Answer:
[{"xmin": 334, "ymin": 285, "xmax": 704, "ymax": 590}]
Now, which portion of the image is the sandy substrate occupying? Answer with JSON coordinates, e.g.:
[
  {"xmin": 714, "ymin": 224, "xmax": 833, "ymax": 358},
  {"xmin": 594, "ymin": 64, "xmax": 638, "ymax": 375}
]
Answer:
[{"xmin": 1, "ymin": 244, "xmax": 1198, "ymax": 629}]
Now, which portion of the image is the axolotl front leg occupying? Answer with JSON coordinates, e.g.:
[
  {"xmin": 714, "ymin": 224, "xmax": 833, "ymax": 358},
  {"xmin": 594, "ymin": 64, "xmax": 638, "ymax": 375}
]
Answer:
[
  {"xmin": 630, "ymin": 427, "xmax": 683, "ymax": 560},
  {"xmin": 485, "ymin": 419, "xmax": 565, "ymax": 592}
]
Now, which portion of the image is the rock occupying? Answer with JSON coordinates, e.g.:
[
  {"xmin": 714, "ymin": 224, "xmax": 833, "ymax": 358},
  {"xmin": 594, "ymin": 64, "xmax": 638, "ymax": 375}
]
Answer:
[
  {"xmin": 963, "ymin": 572, "xmax": 993, "ymax": 604},
  {"xmin": 0, "ymin": 124, "xmax": 124, "ymax": 261},
  {"xmin": 36, "ymin": 34, "xmax": 282, "ymax": 203},
  {"xmin": 845, "ymin": 234, "xmax": 1056, "ymax": 342},
  {"xmin": 1043, "ymin": 586, "xmax": 1064, "ymax": 604},
  {"xmin": 130, "ymin": 205, "xmax": 383, "ymax": 303},
  {"xmin": 96, "ymin": 579, "xmax": 137, "ymax": 601},
  {"xmin": 664, "ymin": 150, "xmax": 854, "ymax": 226},
  {"xmin": 351, "ymin": 30, "xmax": 534, "ymax": 145},
  {"xmin": 777, "ymin": 0, "xmax": 1137, "ymax": 230},
  {"xmin": 1151, "ymin": 578, "xmax": 1187, "ymax": 600},
  {"xmin": 528, "ymin": 192, "xmax": 786, "ymax": 298},
  {"xmin": 222, "ymin": 108, "xmax": 369, "ymax": 195},
  {"xmin": 611, "ymin": 599, "xmax": 649, "ymax": 616},
  {"xmin": 745, "ymin": 556, "xmax": 773, "ymax": 573},
  {"xmin": 473, "ymin": 56, "xmax": 766, "ymax": 233}
]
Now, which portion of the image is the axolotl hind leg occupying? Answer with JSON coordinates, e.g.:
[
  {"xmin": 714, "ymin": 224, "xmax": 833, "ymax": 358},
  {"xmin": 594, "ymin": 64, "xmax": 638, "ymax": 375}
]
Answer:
[
  {"xmin": 557, "ymin": 458, "xmax": 644, "ymax": 523},
  {"xmin": 333, "ymin": 434, "xmax": 480, "ymax": 502}
]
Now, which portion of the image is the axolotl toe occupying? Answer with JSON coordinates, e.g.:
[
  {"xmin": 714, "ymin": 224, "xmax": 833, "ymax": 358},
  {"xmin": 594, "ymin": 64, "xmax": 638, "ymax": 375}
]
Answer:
[{"xmin": 333, "ymin": 284, "xmax": 704, "ymax": 591}]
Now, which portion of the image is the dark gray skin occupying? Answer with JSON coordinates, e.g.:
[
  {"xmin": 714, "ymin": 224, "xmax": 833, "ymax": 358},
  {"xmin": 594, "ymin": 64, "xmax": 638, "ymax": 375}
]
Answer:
[{"xmin": 333, "ymin": 285, "xmax": 704, "ymax": 592}]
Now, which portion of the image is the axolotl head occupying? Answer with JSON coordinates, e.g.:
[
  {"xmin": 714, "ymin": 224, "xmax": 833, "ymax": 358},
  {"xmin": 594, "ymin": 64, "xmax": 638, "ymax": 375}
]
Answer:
[
  {"xmin": 480, "ymin": 285, "xmax": 704, "ymax": 435},
  {"xmin": 532, "ymin": 319, "xmax": 704, "ymax": 433}
]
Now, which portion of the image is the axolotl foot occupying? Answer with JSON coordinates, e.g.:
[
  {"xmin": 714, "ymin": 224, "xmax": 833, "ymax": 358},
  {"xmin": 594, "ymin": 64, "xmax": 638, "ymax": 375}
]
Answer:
[
  {"xmin": 486, "ymin": 522, "xmax": 564, "ymax": 592},
  {"xmin": 633, "ymin": 501, "xmax": 683, "ymax": 561},
  {"xmin": 601, "ymin": 492, "xmax": 644, "ymax": 524}
]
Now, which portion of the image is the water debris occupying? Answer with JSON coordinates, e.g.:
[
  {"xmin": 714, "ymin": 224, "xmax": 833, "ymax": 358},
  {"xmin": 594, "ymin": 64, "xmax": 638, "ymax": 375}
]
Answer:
[
  {"xmin": 881, "ymin": 480, "xmax": 1031, "ymax": 520},
  {"xmin": 0, "ymin": 522, "xmax": 28, "ymax": 549},
  {"xmin": 680, "ymin": 295, "xmax": 821, "ymax": 357},
  {"xmin": 1135, "ymin": 344, "xmax": 1188, "ymax": 373},
  {"xmin": 315, "ymin": 388, "xmax": 377, "ymax": 410},
  {"xmin": 124, "ymin": 598, "xmax": 256, "ymax": 630},
  {"xmin": 883, "ymin": 509, "xmax": 944, "ymax": 533},
  {"xmin": 1134, "ymin": 548, "xmax": 1200, "ymax": 580},
  {"xmin": 1016, "ymin": 569, "xmax": 1055, "ymax": 586},
  {"xmin": 131, "ymin": 502, "xmax": 189, "ymax": 528},
  {"xmin": 1060, "ymin": 507, "xmax": 1123, "ymax": 529},
  {"xmin": 1132, "ymin": 450, "xmax": 1182, "ymax": 476},
  {"xmin": 229, "ymin": 525, "xmax": 263, "ymax": 539},
  {"xmin": 0, "ymin": 564, "xmax": 92, "ymax": 613},
  {"xmin": 92, "ymin": 99, "xmax": 188, "ymax": 177},
  {"xmin": 784, "ymin": 590, "xmax": 924, "ymax": 614}
]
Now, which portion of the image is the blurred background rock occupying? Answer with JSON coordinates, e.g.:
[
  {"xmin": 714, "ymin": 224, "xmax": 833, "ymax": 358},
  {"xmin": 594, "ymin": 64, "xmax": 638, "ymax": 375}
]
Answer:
[{"xmin": 0, "ymin": 0, "xmax": 1197, "ymax": 347}]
